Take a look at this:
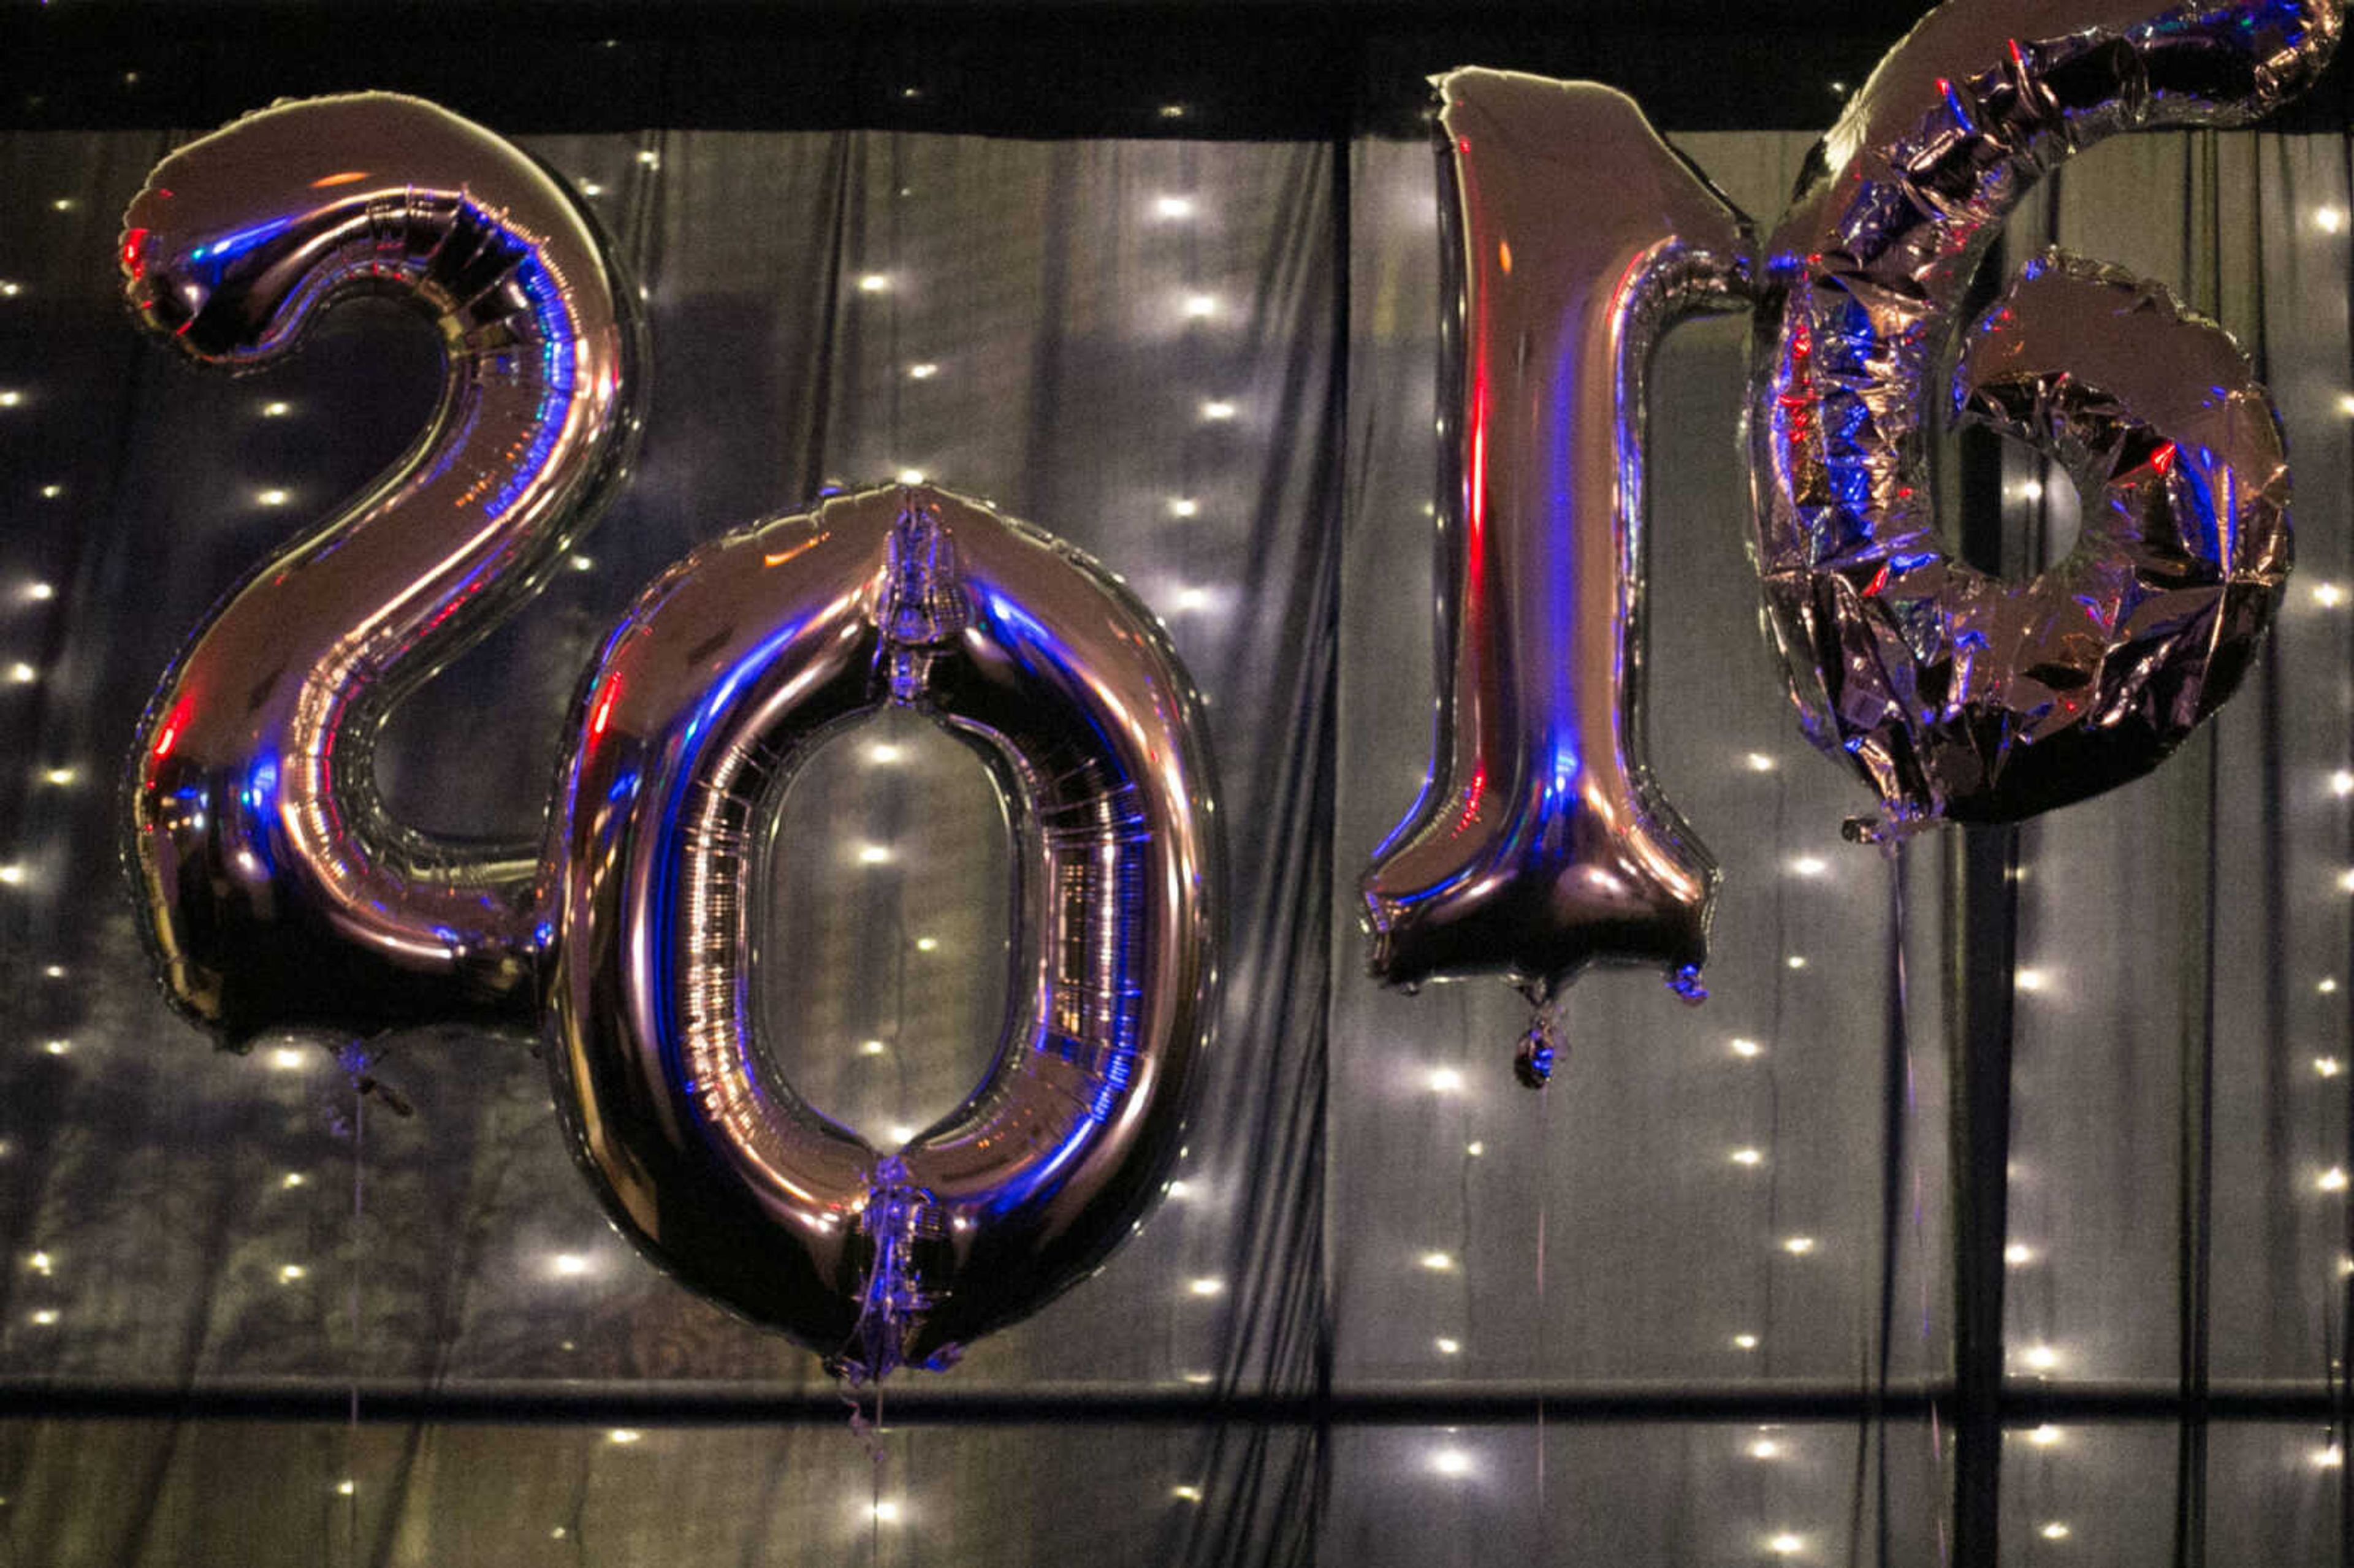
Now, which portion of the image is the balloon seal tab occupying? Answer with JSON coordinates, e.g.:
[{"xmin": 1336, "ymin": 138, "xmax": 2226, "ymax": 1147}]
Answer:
[
  {"xmin": 836, "ymin": 1159, "xmax": 951, "ymax": 1384},
  {"xmin": 1842, "ymin": 802, "xmax": 1935, "ymax": 849},
  {"xmin": 1513, "ymin": 1016, "xmax": 1559, "ymax": 1090},
  {"xmin": 1512, "ymin": 985, "xmax": 1563, "ymax": 1090},
  {"xmin": 878, "ymin": 492, "xmax": 966, "ymax": 706},
  {"xmin": 1667, "ymin": 964, "xmax": 1707, "ymax": 1005}
]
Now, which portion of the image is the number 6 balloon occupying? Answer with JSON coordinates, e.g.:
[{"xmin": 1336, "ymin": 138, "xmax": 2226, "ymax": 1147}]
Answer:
[
  {"xmin": 546, "ymin": 484, "xmax": 1220, "ymax": 1380},
  {"xmin": 1361, "ymin": 69, "xmax": 1751, "ymax": 1075},
  {"xmin": 1750, "ymin": 0, "xmax": 2340, "ymax": 839},
  {"xmin": 121, "ymin": 92, "xmax": 642, "ymax": 1044}
]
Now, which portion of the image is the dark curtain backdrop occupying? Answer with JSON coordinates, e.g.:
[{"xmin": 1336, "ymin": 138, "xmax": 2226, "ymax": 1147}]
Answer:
[{"xmin": 0, "ymin": 115, "xmax": 2347, "ymax": 1567}]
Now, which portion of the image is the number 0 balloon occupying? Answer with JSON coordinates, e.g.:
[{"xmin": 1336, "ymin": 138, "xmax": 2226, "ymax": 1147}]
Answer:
[{"xmin": 547, "ymin": 485, "xmax": 1221, "ymax": 1380}]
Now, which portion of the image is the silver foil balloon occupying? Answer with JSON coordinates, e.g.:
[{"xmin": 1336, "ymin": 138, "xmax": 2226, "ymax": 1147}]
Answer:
[
  {"xmin": 1748, "ymin": 0, "xmax": 2339, "ymax": 837},
  {"xmin": 120, "ymin": 93, "xmax": 642, "ymax": 1042},
  {"xmin": 546, "ymin": 484, "xmax": 1221, "ymax": 1381},
  {"xmin": 1362, "ymin": 69, "xmax": 1751, "ymax": 1013}
]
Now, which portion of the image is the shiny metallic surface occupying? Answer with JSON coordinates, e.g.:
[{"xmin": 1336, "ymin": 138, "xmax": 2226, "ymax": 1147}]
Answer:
[
  {"xmin": 120, "ymin": 93, "xmax": 642, "ymax": 1043},
  {"xmin": 1748, "ymin": 0, "xmax": 2339, "ymax": 836},
  {"xmin": 1362, "ymin": 69, "xmax": 1751, "ymax": 1002},
  {"xmin": 547, "ymin": 484, "xmax": 1221, "ymax": 1382}
]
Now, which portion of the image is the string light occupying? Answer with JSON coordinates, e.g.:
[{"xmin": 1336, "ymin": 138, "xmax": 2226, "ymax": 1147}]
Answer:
[
  {"xmin": 896, "ymin": 468, "xmax": 927, "ymax": 485},
  {"xmin": 26, "ymin": 1252, "xmax": 50, "ymax": 1275},
  {"xmin": 1419, "ymin": 1251, "xmax": 1456, "ymax": 1271},
  {"xmin": 569, "ymin": 555, "xmax": 594, "ymax": 571},
  {"xmin": 1749, "ymin": 1437, "xmax": 1781, "ymax": 1459},
  {"xmin": 22, "ymin": 582, "xmax": 53, "ymax": 602},
  {"xmin": 1730, "ymin": 1037, "xmax": 1764, "ymax": 1059},
  {"xmin": 907, "ymin": 362, "xmax": 939, "ymax": 380},
  {"xmin": 38, "ymin": 485, "xmax": 61, "ymax": 499},
  {"xmin": 858, "ymin": 273, "xmax": 891, "ymax": 293},
  {"xmin": 2315, "ymin": 582, "xmax": 2347, "ymax": 608},
  {"xmin": 2317, "ymin": 206, "xmax": 2348, "ymax": 233},
  {"xmin": 552, "ymin": 1254, "xmax": 590, "ymax": 1277},
  {"xmin": 1767, "ymin": 1534, "xmax": 1804, "ymax": 1555},
  {"xmin": 1732, "ymin": 1333, "xmax": 1760, "ymax": 1350},
  {"xmin": 2027, "ymin": 1424, "xmax": 2062, "ymax": 1447},
  {"xmin": 40, "ymin": 767, "xmax": 75, "ymax": 786},
  {"xmin": 1788, "ymin": 855, "xmax": 1827, "ymax": 877},
  {"xmin": 1730, "ymin": 1147, "xmax": 1763, "ymax": 1166},
  {"xmin": 1426, "ymin": 1067, "xmax": 1465, "ymax": 1094},
  {"xmin": 2318, "ymin": 1167, "xmax": 2347, "ymax": 1193},
  {"xmin": 1187, "ymin": 1277, "xmax": 1225, "ymax": 1297},
  {"xmin": 1171, "ymin": 1485, "xmax": 1203, "ymax": 1502},
  {"xmin": 1182, "ymin": 294, "xmax": 1218, "ymax": 318},
  {"xmin": 1781, "ymin": 1236, "xmax": 1816, "ymax": 1256},
  {"xmin": 282, "ymin": 1172, "xmax": 307, "ymax": 1189},
  {"xmin": 2040, "ymin": 1523, "xmax": 2071, "ymax": 1541},
  {"xmin": 859, "ymin": 1039, "xmax": 888, "ymax": 1056},
  {"xmin": 260, "ymin": 401, "xmax": 292, "ymax": 418},
  {"xmin": 1169, "ymin": 498, "xmax": 1199, "ymax": 517},
  {"xmin": 256, "ymin": 489, "xmax": 291, "ymax": 508},
  {"xmin": 1785, "ymin": 954, "xmax": 1807, "ymax": 970},
  {"xmin": 1428, "ymin": 1448, "xmax": 1472, "ymax": 1478},
  {"xmin": 278, "ymin": 1263, "xmax": 307, "ymax": 1283},
  {"xmin": 1199, "ymin": 400, "xmax": 1236, "ymax": 421},
  {"xmin": 6, "ymin": 664, "xmax": 32, "ymax": 683},
  {"xmin": 1154, "ymin": 195, "xmax": 1196, "ymax": 219},
  {"xmin": 855, "ymin": 843, "xmax": 893, "ymax": 865},
  {"xmin": 28, "ymin": 1310, "xmax": 57, "ymax": 1326},
  {"xmin": 870, "ymin": 1501, "xmax": 902, "ymax": 1524},
  {"xmin": 2022, "ymin": 1344, "xmax": 2060, "ymax": 1372},
  {"xmin": 1434, "ymin": 1337, "xmax": 1460, "ymax": 1355},
  {"xmin": 913, "ymin": 936, "xmax": 939, "ymax": 953},
  {"xmin": 40, "ymin": 1040, "xmax": 69, "ymax": 1056},
  {"xmin": 1464, "ymin": 1140, "xmax": 1484, "ymax": 1157},
  {"xmin": 2005, "ymin": 1243, "xmax": 2035, "ymax": 1265},
  {"xmin": 1745, "ymin": 752, "xmax": 1776, "ymax": 772},
  {"xmin": 606, "ymin": 1429, "xmax": 642, "ymax": 1445}
]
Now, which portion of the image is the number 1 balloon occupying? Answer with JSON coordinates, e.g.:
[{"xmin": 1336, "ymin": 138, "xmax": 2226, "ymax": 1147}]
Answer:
[
  {"xmin": 120, "ymin": 93, "xmax": 642, "ymax": 1043},
  {"xmin": 1360, "ymin": 69, "xmax": 1752, "ymax": 1078},
  {"xmin": 1749, "ymin": 0, "xmax": 2339, "ymax": 839},
  {"xmin": 546, "ymin": 484, "xmax": 1221, "ymax": 1381}
]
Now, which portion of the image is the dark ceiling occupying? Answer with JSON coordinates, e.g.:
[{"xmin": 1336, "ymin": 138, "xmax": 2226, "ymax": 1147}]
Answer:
[{"xmin": 0, "ymin": 1, "xmax": 2102, "ymax": 137}]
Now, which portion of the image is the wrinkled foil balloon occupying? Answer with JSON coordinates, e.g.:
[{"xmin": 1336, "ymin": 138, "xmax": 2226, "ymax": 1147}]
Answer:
[
  {"xmin": 1363, "ymin": 69, "xmax": 1751, "ymax": 1028},
  {"xmin": 1748, "ymin": 0, "xmax": 2339, "ymax": 837},
  {"xmin": 547, "ymin": 484, "xmax": 1221, "ymax": 1381},
  {"xmin": 120, "ymin": 93, "xmax": 642, "ymax": 1043}
]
